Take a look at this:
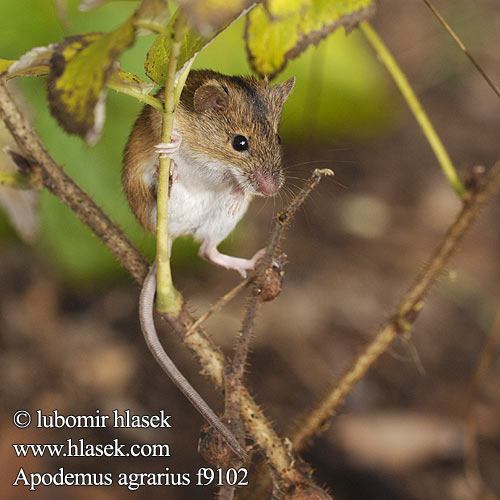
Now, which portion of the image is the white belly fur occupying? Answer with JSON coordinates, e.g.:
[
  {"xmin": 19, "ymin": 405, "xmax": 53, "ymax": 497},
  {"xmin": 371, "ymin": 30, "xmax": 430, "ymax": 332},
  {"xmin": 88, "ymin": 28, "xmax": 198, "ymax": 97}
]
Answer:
[{"xmin": 149, "ymin": 148, "xmax": 251, "ymax": 246}]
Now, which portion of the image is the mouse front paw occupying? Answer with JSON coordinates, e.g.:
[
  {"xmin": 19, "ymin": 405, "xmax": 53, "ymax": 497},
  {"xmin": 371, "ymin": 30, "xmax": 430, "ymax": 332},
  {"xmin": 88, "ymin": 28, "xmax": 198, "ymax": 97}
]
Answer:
[{"xmin": 155, "ymin": 130, "xmax": 182, "ymax": 159}]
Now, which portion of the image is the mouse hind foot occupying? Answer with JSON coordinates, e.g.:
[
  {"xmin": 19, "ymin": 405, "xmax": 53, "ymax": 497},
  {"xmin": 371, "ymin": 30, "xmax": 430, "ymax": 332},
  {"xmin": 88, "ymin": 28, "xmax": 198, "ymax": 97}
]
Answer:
[{"xmin": 199, "ymin": 241, "xmax": 265, "ymax": 278}]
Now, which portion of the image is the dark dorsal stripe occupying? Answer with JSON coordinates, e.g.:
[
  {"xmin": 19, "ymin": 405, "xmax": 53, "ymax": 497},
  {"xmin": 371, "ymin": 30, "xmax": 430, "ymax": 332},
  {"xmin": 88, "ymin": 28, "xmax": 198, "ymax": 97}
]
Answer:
[{"xmin": 228, "ymin": 76, "xmax": 268, "ymax": 125}]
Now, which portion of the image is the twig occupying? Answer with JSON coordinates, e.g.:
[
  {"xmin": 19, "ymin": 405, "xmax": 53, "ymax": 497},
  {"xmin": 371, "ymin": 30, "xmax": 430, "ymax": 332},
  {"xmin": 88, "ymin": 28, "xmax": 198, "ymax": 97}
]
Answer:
[
  {"xmin": 220, "ymin": 168, "xmax": 334, "ymax": 496},
  {"xmin": 133, "ymin": 20, "xmax": 169, "ymax": 36},
  {"xmin": 185, "ymin": 278, "xmax": 250, "ymax": 338},
  {"xmin": 422, "ymin": 0, "xmax": 500, "ymax": 100},
  {"xmin": 230, "ymin": 169, "xmax": 334, "ymax": 403},
  {"xmin": 464, "ymin": 310, "xmax": 500, "ymax": 499},
  {"xmin": 107, "ymin": 81, "xmax": 163, "ymax": 111},
  {"xmin": 159, "ymin": 306, "xmax": 297, "ymax": 478},
  {"xmin": 262, "ymin": 168, "xmax": 334, "ymax": 270},
  {"xmin": 0, "ymin": 80, "xmax": 322, "ymax": 481},
  {"xmin": 140, "ymin": 261, "xmax": 246, "ymax": 459},
  {"xmin": 223, "ymin": 289, "xmax": 259, "ymax": 441},
  {"xmin": 155, "ymin": 12, "xmax": 186, "ymax": 314},
  {"xmin": 217, "ymin": 486, "xmax": 235, "ymax": 500},
  {"xmin": 359, "ymin": 21, "xmax": 467, "ymax": 199},
  {"xmin": 0, "ymin": 80, "xmax": 149, "ymax": 283},
  {"xmin": 292, "ymin": 161, "xmax": 500, "ymax": 451}
]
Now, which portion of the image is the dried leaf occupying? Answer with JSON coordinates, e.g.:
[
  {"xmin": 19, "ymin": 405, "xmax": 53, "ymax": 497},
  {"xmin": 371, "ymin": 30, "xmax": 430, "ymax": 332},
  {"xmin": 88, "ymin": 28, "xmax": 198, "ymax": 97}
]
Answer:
[
  {"xmin": 176, "ymin": 0, "xmax": 255, "ymax": 36},
  {"xmin": 5, "ymin": 46, "xmax": 53, "ymax": 80},
  {"xmin": 0, "ymin": 142, "xmax": 39, "ymax": 243},
  {"xmin": 48, "ymin": 19, "xmax": 135, "ymax": 145},
  {"xmin": 246, "ymin": 0, "xmax": 376, "ymax": 77},
  {"xmin": 0, "ymin": 186, "xmax": 39, "ymax": 243}
]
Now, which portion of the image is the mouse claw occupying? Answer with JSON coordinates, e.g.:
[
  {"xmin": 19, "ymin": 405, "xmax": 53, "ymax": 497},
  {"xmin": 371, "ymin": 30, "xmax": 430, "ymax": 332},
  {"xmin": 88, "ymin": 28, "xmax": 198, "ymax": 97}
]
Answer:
[{"xmin": 155, "ymin": 130, "xmax": 182, "ymax": 159}]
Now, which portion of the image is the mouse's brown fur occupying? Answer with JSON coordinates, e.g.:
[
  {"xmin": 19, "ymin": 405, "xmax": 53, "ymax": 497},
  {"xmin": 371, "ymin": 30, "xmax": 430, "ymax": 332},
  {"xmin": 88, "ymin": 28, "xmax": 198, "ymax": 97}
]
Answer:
[{"xmin": 122, "ymin": 70, "xmax": 294, "ymax": 232}]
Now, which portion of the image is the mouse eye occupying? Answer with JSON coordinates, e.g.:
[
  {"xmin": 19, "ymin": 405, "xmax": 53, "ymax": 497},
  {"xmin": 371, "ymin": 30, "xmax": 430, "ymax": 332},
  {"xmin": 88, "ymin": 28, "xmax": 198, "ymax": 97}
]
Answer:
[
  {"xmin": 232, "ymin": 135, "xmax": 249, "ymax": 152},
  {"xmin": 277, "ymin": 134, "xmax": 282, "ymax": 145}
]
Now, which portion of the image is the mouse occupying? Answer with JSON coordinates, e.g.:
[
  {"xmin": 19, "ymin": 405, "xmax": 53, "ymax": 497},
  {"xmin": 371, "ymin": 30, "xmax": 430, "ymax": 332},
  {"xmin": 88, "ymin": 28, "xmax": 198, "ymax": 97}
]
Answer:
[
  {"xmin": 122, "ymin": 69, "xmax": 294, "ymax": 458},
  {"xmin": 123, "ymin": 69, "xmax": 294, "ymax": 276}
]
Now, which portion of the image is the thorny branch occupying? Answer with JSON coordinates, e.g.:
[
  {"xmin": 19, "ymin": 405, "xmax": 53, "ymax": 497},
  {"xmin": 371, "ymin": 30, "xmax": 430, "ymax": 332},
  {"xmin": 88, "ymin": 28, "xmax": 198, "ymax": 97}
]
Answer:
[
  {"xmin": 464, "ymin": 310, "xmax": 500, "ymax": 499},
  {"xmin": 218, "ymin": 169, "xmax": 333, "ymax": 498},
  {"xmin": 292, "ymin": 161, "xmax": 500, "ymax": 452},
  {"xmin": 262, "ymin": 168, "xmax": 334, "ymax": 271},
  {"xmin": 225, "ymin": 169, "xmax": 334, "ymax": 426},
  {"xmin": 0, "ymin": 81, "xmax": 149, "ymax": 284},
  {"xmin": 0, "ymin": 80, "xmax": 331, "ymax": 492},
  {"xmin": 3, "ymin": 70, "xmax": 500, "ymax": 497},
  {"xmin": 232, "ymin": 169, "xmax": 335, "ymax": 405}
]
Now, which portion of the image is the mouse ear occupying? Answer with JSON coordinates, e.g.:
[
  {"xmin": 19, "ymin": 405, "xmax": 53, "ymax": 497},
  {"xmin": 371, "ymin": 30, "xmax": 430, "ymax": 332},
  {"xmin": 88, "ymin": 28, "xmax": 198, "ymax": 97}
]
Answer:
[
  {"xmin": 271, "ymin": 76, "xmax": 295, "ymax": 107},
  {"xmin": 193, "ymin": 82, "xmax": 229, "ymax": 113}
]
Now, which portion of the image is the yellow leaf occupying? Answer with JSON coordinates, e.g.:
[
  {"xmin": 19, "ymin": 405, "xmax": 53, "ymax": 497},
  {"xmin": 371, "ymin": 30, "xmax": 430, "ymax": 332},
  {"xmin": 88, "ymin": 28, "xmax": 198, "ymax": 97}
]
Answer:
[
  {"xmin": 0, "ymin": 59, "xmax": 15, "ymax": 75},
  {"xmin": 267, "ymin": 0, "xmax": 311, "ymax": 17},
  {"xmin": 246, "ymin": 0, "xmax": 376, "ymax": 78},
  {"xmin": 48, "ymin": 20, "xmax": 135, "ymax": 145}
]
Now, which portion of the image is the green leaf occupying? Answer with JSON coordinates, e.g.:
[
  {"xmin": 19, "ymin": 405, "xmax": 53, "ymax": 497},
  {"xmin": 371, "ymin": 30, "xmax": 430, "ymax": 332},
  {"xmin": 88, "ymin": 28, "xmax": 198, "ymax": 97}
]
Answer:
[
  {"xmin": 47, "ymin": 19, "xmax": 136, "ymax": 145},
  {"xmin": 107, "ymin": 68, "xmax": 161, "ymax": 110},
  {"xmin": 145, "ymin": 7, "xmax": 250, "ymax": 85},
  {"xmin": 175, "ymin": 0, "xmax": 254, "ymax": 36},
  {"xmin": 246, "ymin": 0, "xmax": 376, "ymax": 78},
  {"xmin": 110, "ymin": 69, "xmax": 155, "ymax": 94},
  {"xmin": 145, "ymin": 15, "xmax": 207, "ymax": 85}
]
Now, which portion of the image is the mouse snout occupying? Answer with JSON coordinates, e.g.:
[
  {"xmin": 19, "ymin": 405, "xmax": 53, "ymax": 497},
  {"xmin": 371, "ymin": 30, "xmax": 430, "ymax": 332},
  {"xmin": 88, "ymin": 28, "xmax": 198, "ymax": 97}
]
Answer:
[{"xmin": 254, "ymin": 170, "xmax": 281, "ymax": 196}]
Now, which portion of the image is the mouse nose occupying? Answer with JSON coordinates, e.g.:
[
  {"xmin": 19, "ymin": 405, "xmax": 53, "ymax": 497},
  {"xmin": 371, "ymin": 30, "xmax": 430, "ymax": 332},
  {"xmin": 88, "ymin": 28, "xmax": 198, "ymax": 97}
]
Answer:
[{"xmin": 254, "ymin": 170, "xmax": 279, "ymax": 196}]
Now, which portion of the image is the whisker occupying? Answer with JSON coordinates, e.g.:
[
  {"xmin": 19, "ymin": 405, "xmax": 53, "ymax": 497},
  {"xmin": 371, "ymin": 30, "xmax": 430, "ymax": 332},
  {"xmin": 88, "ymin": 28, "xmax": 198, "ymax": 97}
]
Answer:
[
  {"xmin": 283, "ymin": 159, "xmax": 333, "ymax": 170},
  {"xmin": 278, "ymin": 187, "xmax": 294, "ymax": 207},
  {"xmin": 284, "ymin": 175, "xmax": 310, "ymax": 181},
  {"xmin": 257, "ymin": 197, "xmax": 270, "ymax": 216},
  {"xmin": 331, "ymin": 178, "xmax": 348, "ymax": 190}
]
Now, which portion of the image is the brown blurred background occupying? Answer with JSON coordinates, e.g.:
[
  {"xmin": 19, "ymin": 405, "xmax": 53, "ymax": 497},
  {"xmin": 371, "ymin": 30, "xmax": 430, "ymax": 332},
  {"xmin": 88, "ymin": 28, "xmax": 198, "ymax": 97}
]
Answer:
[{"xmin": 1, "ymin": 0, "xmax": 499, "ymax": 498}]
